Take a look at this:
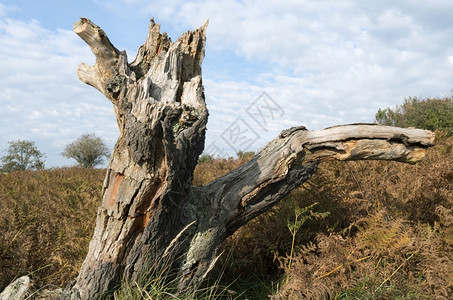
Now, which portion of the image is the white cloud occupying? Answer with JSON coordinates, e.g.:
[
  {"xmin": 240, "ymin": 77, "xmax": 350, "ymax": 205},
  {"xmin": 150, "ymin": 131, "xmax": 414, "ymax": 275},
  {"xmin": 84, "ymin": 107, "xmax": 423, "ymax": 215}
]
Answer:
[
  {"xmin": 1, "ymin": 0, "xmax": 452, "ymax": 162},
  {"xmin": 0, "ymin": 2, "xmax": 17, "ymax": 18},
  {"xmin": 0, "ymin": 3, "xmax": 6, "ymax": 17},
  {"xmin": 0, "ymin": 16, "xmax": 117, "ymax": 167}
]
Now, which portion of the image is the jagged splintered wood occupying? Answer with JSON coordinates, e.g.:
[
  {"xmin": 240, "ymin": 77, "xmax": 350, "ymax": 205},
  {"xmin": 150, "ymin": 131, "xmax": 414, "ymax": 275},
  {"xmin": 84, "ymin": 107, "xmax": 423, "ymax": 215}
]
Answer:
[{"xmin": 59, "ymin": 18, "xmax": 435, "ymax": 299}]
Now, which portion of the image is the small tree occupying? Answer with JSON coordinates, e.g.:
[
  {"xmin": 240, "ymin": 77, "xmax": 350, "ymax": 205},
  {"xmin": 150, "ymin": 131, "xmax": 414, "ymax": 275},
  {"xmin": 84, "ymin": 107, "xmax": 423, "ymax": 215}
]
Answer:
[
  {"xmin": 375, "ymin": 96, "xmax": 453, "ymax": 136},
  {"xmin": 0, "ymin": 140, "xmax": 45, "ymax": 172},
  {"xmin": 62, "ymin": 133, "xmax": 110, "ymax": 168}
]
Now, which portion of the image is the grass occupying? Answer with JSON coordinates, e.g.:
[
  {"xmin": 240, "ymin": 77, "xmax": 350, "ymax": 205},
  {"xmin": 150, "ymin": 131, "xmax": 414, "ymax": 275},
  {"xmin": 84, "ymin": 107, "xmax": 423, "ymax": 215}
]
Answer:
[
  {"xmin": 1, "ymin": 136, "xmax": 452, "ymax": 299},
  {"xmin": 269, "ymin": 134, "xmax": 453, "ymax": 299},
  {"xmin": 0, "ymin": 167, "xmax": 103, "ymax": 290},
  {"xmin": 111, "ymin": 253, "xmax": 240, "ymax": 300}
]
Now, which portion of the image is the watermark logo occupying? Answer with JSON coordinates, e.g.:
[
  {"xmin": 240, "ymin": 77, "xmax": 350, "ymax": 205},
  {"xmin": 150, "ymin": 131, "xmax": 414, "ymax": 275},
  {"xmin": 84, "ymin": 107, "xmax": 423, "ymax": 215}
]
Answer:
[
  {"xmin": 205, "ymin": 92, "xmax": 284, "ymax": 156},
  {"xmin": 204, "ymin": 141, "xmax": 226, "ymax": 158},
  {"xmin": 221, "ymin": 117, "xmax": 259, "ymax": 153},
  {"xmin": 246, "ymin": 92, "xmax": 284, "ymax": 131}
]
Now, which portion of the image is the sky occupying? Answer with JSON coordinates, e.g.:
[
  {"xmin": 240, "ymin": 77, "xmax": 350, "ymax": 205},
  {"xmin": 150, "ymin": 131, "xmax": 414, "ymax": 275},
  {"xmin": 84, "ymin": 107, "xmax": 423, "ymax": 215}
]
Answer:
[{"xmin": 1, "ymin": 0, "xmax": 452, "ymax": 168}]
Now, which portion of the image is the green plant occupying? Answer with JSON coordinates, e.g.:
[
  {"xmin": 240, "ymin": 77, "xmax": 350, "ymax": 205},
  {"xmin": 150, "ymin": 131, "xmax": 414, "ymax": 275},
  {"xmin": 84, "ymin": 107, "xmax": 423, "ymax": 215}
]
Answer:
[
  {"xmin": 112, "ymin": 255, "xmax": 239, "ymax": 300},
  {"xmin": 286, "ymin": 203, "xmax": 329, "ymax": 273},
  {"xmin": 0, "ymin": 140, "xmax": 45, "ymax": 172},
  {"xmin": 112, "ymin": 259, "xmax": 179, "ymax": 299},
  {"xmin": 375, "ymin": 96, "xmax": 453, "ymax": 136},
  {"xmin": 236, "ymin": 151, "xmax": 254, "ymax": 161},
  {"xmin": 61, "ymin": 133, "xmax": 110, "ymax": 168},
  {"xmin": 198, "ymin": 154, "xmax": 213, "ymax": 164}
]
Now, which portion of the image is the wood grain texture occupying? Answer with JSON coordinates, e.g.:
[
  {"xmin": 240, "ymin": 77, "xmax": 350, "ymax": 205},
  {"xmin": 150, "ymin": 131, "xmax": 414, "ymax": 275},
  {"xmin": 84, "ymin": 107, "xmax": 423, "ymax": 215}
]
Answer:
[{"xmin": 58, "ymin": 18, "xmax": 435, "ymax": 299}]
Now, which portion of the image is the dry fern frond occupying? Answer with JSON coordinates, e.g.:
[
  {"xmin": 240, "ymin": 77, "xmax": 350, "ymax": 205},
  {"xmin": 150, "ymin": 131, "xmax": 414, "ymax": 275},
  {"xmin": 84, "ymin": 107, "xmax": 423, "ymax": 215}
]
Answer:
[
  {"xmin": 414, "ymin": 224, "xmax": 453, "ymax": 299},
  {"xmin": 272, "ymin": 235, "xmax": 363, "ymax": 299},
  {"xmin": 354, "ymin": 210, "xmax": 413, "ymax": 255},
  {"xmin": 435, "ymin": 205, "xmax": 453, "ymax": 227}
]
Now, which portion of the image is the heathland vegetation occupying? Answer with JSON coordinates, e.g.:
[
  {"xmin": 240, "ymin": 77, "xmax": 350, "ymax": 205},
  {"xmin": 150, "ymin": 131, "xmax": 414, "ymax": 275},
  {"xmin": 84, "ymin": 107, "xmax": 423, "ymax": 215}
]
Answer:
[{"xmin": 1, "ymin": 96, "xmax": 452, "ymax": 299}]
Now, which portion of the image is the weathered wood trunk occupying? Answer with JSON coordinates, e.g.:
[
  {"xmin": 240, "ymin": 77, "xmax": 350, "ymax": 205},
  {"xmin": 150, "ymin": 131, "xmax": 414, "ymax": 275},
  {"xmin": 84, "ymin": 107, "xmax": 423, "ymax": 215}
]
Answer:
[{"xmin": 61, "ymin": 18, "xmax": 435, "ymax": 299}]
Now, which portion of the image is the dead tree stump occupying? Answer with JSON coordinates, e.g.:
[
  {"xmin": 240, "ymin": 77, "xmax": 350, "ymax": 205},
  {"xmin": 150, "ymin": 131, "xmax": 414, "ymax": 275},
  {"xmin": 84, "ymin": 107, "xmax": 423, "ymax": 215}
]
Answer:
[{"xmin": 60, "ymin": 18, "xmax": 435, "ymax": 299}]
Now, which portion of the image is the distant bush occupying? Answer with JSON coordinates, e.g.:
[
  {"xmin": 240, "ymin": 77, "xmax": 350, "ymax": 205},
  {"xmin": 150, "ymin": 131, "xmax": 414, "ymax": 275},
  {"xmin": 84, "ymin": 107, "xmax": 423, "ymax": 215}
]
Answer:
[
  {"xmin": 61, "ymin": 133, "xmax": 110, "ymax": 168},
  {"xmin": 375, "ymin": 96, "xmax": 453, "ymax": 136},
  {"xmin": 197, "ymin": 154, "xmax": 213, "ymax": 164},
  {"xmin": 0, "ymin": 140, "xmax": 45, "ymax": 172}
]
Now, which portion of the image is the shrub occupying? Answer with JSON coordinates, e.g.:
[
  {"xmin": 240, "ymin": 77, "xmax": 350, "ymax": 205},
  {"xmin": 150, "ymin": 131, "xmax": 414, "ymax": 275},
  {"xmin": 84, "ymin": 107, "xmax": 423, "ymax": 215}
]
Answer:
[
  {"xmin": 0, "ymin": 140, "xmax": 45, "ymax": 172},
  {"xmin": 61, "ymin": 133, "xmax": 110, "ymax": 168},
  {"xmin": 375, "ymin": 96, "xmax": 453, "ymax": 136}
]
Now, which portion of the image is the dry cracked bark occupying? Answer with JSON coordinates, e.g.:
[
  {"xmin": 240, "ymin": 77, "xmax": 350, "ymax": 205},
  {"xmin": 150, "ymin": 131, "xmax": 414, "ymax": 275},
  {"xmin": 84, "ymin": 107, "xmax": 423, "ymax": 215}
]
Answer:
[{"xmin": 57, "ymin": 18, "xmax": 435, "ymax": 299}]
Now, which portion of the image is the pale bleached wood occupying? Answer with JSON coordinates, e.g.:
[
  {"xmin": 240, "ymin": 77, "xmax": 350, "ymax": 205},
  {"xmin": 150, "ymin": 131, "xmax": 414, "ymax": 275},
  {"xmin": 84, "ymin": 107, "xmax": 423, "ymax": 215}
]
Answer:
[
  {"xmin": 175, "ymin": 124, "xmax": 434, "ymax": 289},
  {"xmin": 61, "ymin": 18, "xmax": 209, "ymax": 300},
  {"xmin": 73, "ymin": 18, "xmax": 127, "ymax": 99}
]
